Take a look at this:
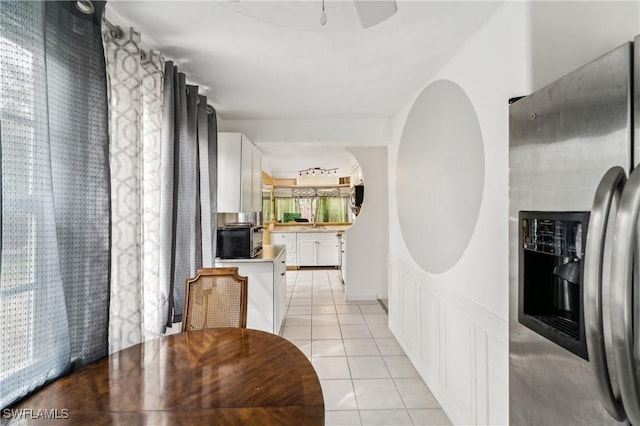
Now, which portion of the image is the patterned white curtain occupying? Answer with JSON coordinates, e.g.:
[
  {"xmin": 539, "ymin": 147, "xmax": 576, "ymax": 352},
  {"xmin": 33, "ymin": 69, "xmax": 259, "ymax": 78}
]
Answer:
[{"xmin": 103, "ymin": 26, "xmax": 167, "ymax": 353}]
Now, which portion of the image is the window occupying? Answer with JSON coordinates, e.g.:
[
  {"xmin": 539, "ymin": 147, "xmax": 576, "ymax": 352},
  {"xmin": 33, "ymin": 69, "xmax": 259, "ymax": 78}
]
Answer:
[
  {"xmin": 273, "ymin": 198, "xmax": 300, "ymax": 222},
  {"xmin": 1, "ymin": 34, "xmax": 40, "ymax": 383},
  {"xmin": 315, "ymin": 196, "xmax": 349, "ymax": 222},
  {"xmin": 273, "ymin": 195, "xmax": 350, "ymax": 223}
]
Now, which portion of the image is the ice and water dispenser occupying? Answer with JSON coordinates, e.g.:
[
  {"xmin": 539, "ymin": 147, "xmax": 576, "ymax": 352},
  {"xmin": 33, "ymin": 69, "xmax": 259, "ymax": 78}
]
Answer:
[{"xmin": 519, "ymin": 211, "xmax": 589, "ymax": 359}]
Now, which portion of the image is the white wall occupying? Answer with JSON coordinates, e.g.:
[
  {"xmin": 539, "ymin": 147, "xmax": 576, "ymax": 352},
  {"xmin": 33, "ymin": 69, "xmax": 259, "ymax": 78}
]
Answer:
[
  {"xmin": 344, "ymin": 147, "xmax": 388, "ymax": 301},
  {"xmin": 387, "ymin": 3, "xmax": 528, "ymax": 425},
  {"xmin": 219, "ymin": 118, "xmax": 390, "ymax": 145},
  {"xmin": 389, "ymin": 0, "xmax": 528, "ymax": 320},
  {"xmin": 296, "ymin": 173, "xmax": 339, "ymax": 186},
  {"xmin": 387, "ymin": 1, "xmax": 640, "ymax": 425}
]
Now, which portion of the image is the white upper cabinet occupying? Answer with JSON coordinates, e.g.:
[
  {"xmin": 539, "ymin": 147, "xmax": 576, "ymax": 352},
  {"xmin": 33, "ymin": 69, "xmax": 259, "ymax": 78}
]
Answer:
[
  {"xmin": 251, "ymin": 145, "xmax": 262, "ymax": 212},
  {"xmin": 218, "ymin": 132, "xmax": 262, "ymax": 213}
]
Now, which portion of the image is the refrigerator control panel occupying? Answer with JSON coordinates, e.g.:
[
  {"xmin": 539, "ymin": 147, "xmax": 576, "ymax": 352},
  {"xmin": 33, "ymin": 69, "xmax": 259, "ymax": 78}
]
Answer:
[{"xmin": 522, "ymin": 213, "xmax": 586, "ymax": 259}]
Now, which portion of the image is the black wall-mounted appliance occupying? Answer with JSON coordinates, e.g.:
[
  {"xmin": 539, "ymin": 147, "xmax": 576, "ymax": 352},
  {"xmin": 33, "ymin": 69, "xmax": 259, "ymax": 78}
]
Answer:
[
  {"xmin": 350, "ymin": 184, "xmax": 364, "ymax": 207},
  {"xmin": 350, "ymin": 184, "xmax": 364, "ymax": 217}
]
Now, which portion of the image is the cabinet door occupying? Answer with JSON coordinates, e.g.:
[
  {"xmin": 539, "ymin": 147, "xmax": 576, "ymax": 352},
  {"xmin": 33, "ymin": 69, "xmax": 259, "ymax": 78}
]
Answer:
[
  {"xmin": 297, "ymin": 240, "xmax": 316, "ymax": 266},
  {"xmin": 286, "ymin": 251, "xmax": 297, "ymax": 267},
  {"xmin": 272, "ymin": 232, "xmax": 297, "ymax": 265},
  {"xmin": 340, "ymin": 235, "xmax": 346, "ymax": 283},
  {"xmin": 271, "ymin": 232, "xmax": 285, "ymax": 245},
  {"xmin": 240, "ymin": 135, "xmax": 253, "ymax": 211},
  {"xmin": 251, "ymin": 145, "xmax": 262, "ymax": 212},
  {"xmin": 274, "ymin": 275, "xmax": 286, "ymax": 333},
  {"xmin": 217, "ymin": 132, "xmax": 242, "ymax": 212},
  {"xmin": 317, "ymin": 238, "xmax": 339, "ymax": 266},
  {"xmin": 274, "ymin": 252, "xmax": 287, "ymax": 333}
]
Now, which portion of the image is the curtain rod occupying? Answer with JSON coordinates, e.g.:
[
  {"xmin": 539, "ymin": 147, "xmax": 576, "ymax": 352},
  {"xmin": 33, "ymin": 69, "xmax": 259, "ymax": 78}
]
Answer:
[
  {"xmin": 103, "ymin": 18, "xmax": 124, "ymax": 40},
  {"xmin": 103, "ymin": 18, "xmax": 147, "ymax": 59},
  {"xmin": 102, "ymin": 16, "xmax": 215, "ymax": 116}
]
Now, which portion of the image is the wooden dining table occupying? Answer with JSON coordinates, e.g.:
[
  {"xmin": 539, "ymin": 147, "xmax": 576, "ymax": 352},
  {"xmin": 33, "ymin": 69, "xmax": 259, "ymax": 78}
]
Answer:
[{"xmin": 7, "ymin": 328, "xmax": 324, "ymax": 425}]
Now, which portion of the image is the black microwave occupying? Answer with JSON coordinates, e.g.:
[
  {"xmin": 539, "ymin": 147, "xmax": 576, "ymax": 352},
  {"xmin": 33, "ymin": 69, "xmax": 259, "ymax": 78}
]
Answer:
[{"xmin": 216, "ymin": 224, "xmax": 263, "ymax": 259}]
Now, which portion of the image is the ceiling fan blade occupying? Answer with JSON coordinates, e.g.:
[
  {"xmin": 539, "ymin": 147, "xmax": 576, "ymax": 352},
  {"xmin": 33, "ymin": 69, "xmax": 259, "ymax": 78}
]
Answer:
[{"xmin": 353, "ymin": 0, "xmax": 397, "ymax": 28}]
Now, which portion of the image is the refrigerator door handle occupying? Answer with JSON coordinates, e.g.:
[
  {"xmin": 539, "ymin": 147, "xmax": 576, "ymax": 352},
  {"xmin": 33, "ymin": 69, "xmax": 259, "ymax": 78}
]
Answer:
[
  {"xmin": 584, "ymin": 166, "xmax": 627, "ymax": 421},
  {"xmin": 611, "ymin": 166, "xmax": 640, "ymax": 425}
]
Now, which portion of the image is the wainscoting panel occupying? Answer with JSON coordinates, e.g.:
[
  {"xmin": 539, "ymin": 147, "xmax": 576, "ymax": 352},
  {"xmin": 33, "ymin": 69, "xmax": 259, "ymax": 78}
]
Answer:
[
  {"xmin": 419, "ymin": 286, "xmax": 440, "ymax": 388},
  {"xmin": 484, "ymin": 329, "xmax": 509, "ymax": 425},
  {"xmin": 388, "ymin": 256, "xmax": 508, "ymax": 425},
  {"xmin": 388, "ymin": 264, "xmax": 402, "ymax": 333},
  {"xmin": 442, "ymin": 302, "xmax": 476, "ymax": 421},
  {"xmin": 401, "ymin": 273, "xmax": 419, "ymax": 352}
]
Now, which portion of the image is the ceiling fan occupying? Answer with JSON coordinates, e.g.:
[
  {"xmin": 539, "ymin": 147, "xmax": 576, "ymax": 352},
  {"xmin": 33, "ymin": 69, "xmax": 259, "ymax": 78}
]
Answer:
[
  {"xmin": 352, "ymin": 0, "xmax": 398, "ymax": 28},
  {"xmin": 219, "ymin": 1, "xmax": 398, "ymax": 32}
]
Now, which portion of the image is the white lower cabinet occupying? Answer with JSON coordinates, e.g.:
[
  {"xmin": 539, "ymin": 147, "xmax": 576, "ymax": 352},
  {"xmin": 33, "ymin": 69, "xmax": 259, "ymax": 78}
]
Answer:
[
  {"xmin": 296, "ymin": 233, "xmax": 339, "ymax": 266},
  {"xmin": 215, "ymin": 247, "xmax": 286, "ymax": 334},
  {"xmin": 339, "ymin": 234, "xmax": 346, "ymax": 283},
  {"xmin": 270, "ymin": 232, "xmax": 297, "ymax": 266},
  {"xmin": 317, "ymin": 238, "xmax": 338, "ymax": 265},
  {"xmin": 271, "ymin": 231, "xmax": 341, "ymax": 267},
  {"xmin": 274, "ymin": 262, "xmax": 287, "ymax": 332},
  {"xmin": 296, "ymin": 239, "xmax": 316, "ymax": 265}
]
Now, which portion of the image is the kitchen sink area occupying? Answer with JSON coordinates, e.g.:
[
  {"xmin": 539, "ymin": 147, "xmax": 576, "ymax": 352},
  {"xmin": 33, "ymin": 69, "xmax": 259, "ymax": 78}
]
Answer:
[
  {"xmin": 268, "ymin": 223, "xmax": 349, "ymax": 274},
  {"xmin": 271, "ymin": 224, "xmax": 350, "ymax": 233}
]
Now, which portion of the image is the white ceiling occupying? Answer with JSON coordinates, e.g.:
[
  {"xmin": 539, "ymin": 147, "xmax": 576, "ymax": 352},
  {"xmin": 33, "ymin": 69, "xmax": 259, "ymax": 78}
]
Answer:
[
  {"xmin": 106, "ymin": 0, "xmax": 502, "ymax": 177},
  {"xmin": 258, "ymin": 142, "xmax": 359, "ymax": 177}
]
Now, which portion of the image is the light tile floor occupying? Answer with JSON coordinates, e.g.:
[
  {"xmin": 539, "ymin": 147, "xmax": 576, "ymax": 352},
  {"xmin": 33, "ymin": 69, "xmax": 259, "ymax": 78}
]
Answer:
[{"xmin": 280, "ymin": 268, "xmax": 452, "ymax": 426}]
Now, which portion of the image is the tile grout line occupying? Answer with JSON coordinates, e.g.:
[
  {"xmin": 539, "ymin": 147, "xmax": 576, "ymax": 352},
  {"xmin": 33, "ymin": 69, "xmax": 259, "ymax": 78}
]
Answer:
[
  {"xmin": 328, "ymin": 270, "xmax": 362, "ymax": 423},
  {"xmin": 289, "ymin": 271, "xmax": 417, "ymax": 424}
]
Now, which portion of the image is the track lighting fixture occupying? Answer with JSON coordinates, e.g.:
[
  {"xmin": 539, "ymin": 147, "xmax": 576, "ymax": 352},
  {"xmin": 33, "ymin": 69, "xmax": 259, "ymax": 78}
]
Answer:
[{"xmin": 298, "ymin": 167, "xmax": 338, "ymax": 177}]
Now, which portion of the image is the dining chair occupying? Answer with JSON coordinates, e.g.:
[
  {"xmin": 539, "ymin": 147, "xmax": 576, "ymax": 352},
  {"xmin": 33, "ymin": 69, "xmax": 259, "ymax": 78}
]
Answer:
[{"xmin": 181, "ymin": 267, "xmax": 248, "ymax": 332}]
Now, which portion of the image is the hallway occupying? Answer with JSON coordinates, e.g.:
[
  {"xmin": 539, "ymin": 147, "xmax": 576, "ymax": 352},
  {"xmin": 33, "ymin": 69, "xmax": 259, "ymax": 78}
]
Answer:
[{"xmin": 280, "ymin": 269, "xmax": 452, "ymax": 426}]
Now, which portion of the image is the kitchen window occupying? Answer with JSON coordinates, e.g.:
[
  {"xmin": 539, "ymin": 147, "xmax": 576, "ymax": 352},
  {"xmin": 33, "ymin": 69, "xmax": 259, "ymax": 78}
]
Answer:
[{"xmin": 273, "ymin": 196, "xmax": 349, "ymax": 223}]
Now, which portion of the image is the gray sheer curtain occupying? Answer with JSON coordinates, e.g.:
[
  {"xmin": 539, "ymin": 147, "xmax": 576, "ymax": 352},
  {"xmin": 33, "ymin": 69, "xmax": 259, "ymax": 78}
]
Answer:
[
  {"xmin": 161, "ymin": 62, "xmax": 217, "ymax": 324},
  {"xmin": 0, "ymin": 1, "xmax": 110, "ymax": 408}
]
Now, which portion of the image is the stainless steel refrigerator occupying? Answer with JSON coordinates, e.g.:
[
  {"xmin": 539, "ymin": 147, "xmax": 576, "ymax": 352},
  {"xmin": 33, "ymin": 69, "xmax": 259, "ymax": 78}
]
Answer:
[{"xmin": 509, "ymin": 35, "xmax": 640, "ymax": 424}]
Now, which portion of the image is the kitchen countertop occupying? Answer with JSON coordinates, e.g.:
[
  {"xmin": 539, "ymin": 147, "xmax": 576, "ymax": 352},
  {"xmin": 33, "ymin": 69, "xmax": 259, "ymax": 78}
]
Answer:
[
  {"xmin": 215, "ymin": 244, "xmax": 285, "ymax": 263},
  {"xmin": 271, "ymin": 224, "xmax": 350, "ymax": 233}
]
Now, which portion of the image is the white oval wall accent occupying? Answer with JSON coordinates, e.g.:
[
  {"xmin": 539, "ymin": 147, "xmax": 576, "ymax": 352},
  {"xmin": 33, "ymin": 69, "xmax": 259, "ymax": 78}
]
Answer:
[{"xmin": 396, "ymin": 80, "xmax": 484, "ymax": 274}]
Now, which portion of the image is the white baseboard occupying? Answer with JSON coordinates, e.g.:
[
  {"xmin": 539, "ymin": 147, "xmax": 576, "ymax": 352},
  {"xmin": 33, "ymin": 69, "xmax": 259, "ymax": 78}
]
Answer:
[{"xmin": 345, "ymin": 293, "xmax": 378, "ymax": 302}]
